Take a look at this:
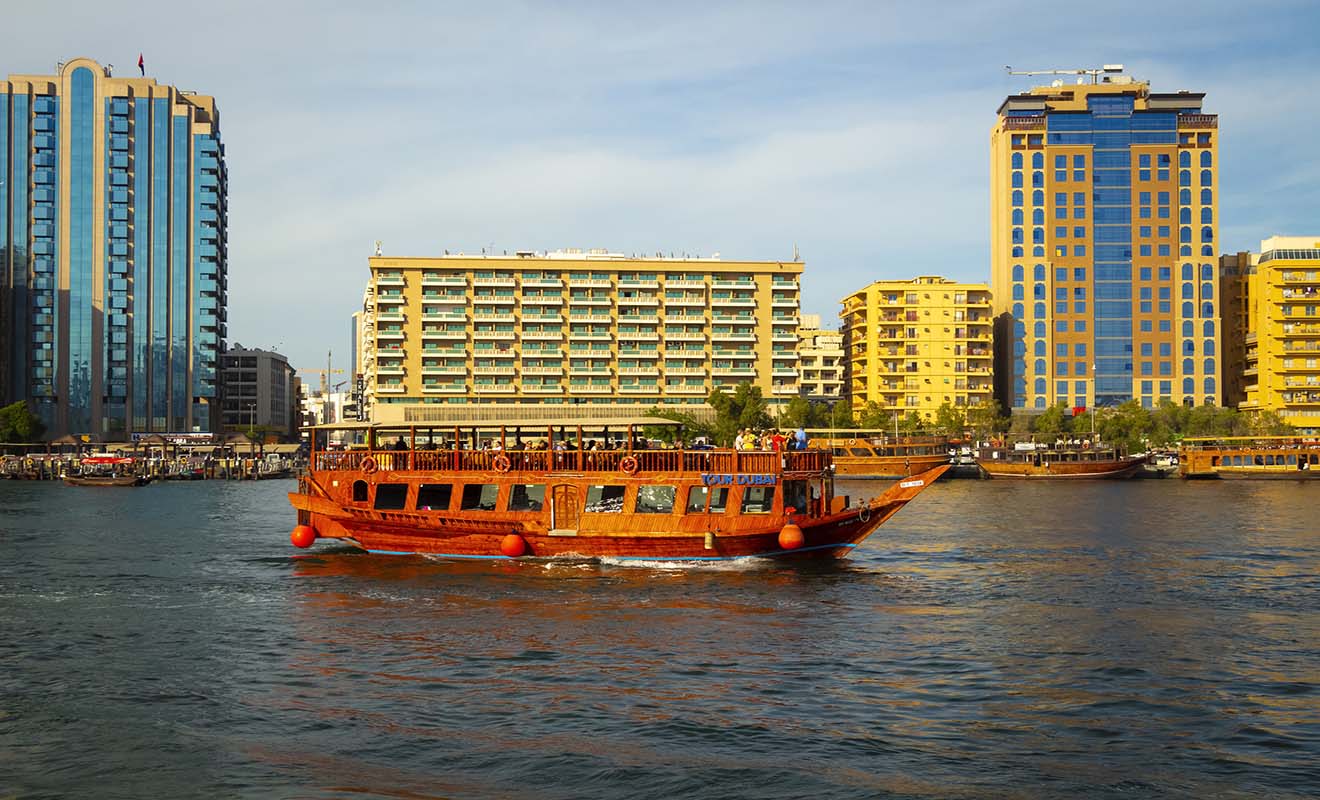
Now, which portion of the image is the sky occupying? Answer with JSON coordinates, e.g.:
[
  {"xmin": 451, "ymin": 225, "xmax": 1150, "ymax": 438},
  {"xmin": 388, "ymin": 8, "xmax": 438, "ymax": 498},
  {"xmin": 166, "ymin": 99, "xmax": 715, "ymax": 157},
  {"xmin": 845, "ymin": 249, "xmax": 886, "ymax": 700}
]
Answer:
[{"xmin": 7, "ymin": 0, "xmax": 1320, "ymax": 377}]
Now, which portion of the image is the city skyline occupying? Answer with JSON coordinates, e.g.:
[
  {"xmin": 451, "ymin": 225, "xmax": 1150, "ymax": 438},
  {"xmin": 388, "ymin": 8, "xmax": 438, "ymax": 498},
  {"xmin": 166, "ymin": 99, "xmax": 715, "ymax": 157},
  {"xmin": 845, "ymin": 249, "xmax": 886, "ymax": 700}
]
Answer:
[{"xmin": 3, "ymin": 2, "xmax": 1319, "ymax": 376}]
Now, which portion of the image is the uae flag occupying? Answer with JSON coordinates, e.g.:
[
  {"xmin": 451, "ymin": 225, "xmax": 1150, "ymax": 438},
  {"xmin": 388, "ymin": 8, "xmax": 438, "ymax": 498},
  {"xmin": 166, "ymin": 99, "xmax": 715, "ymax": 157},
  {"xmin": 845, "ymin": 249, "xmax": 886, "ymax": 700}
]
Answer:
[{"xmin": 138, "ymin": 54, "xmax": 144, "ymax": 76}]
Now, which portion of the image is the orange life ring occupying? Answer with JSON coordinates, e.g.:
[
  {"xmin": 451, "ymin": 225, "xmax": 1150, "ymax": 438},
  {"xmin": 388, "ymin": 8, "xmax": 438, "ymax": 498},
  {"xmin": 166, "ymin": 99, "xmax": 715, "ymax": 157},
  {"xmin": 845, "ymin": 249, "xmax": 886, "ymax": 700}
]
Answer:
[
  {"xmin": 620, "ymin": 456, "xmax": 639, "ymax": 475},
  {"xmin": 492, "ymin": 454, "xmax": 512, "ymax": 473},
  {"xmin": 361, "ymin": 456, "xmax": 378, "ymax": 474}
]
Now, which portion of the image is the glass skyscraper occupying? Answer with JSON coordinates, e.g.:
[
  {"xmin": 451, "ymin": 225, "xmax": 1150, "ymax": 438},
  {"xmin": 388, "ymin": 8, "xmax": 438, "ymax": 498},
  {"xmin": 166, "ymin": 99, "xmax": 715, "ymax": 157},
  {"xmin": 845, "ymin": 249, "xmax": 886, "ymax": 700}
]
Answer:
[
  {"xmin": 990, "ymin": 74, "xmax": 1219, "ymax": 412},
  {"xmin": 1, "ymin": 57, "xmax": 227, "ymax": 437}
]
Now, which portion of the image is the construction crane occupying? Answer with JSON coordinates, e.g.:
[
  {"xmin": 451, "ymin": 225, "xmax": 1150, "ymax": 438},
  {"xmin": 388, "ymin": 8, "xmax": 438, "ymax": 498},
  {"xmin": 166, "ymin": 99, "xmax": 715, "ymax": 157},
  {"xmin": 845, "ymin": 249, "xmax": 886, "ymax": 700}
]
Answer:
[
  {"xmin": 298, "ymin": 351, "xmax": 344, "ymax": 399},
  {"xmin": 1004, "ymin": 64, "xmax": 1125, "ymax": 84}
]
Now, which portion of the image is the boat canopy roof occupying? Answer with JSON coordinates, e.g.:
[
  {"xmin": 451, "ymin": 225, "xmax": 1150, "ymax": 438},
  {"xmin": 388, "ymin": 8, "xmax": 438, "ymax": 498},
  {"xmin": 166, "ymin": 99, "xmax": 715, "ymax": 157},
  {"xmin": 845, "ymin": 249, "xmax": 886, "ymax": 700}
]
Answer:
[{"xmin": 304, "ymin": 416, "xmax": 680, "ymax": 432}]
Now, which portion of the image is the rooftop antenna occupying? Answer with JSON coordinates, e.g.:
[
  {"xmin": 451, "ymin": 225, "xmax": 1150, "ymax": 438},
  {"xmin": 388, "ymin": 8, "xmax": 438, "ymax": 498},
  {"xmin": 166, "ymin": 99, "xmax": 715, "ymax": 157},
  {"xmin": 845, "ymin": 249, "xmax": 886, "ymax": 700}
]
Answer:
[
  {"xmin": 1004, "ymin": 64, "xmax": 1124, "ymax": 85},
  {"xmin": 374, "ymin": 240, "xmax": 382, "ymax": 256}
]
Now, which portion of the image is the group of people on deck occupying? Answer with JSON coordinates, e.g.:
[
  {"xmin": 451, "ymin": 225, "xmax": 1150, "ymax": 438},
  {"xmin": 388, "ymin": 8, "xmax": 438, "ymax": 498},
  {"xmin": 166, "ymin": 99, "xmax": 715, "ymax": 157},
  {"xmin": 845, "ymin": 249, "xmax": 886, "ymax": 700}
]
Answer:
[{"xmin": 734, "ymin": 428, "xmax": 809, "ymax": 452}]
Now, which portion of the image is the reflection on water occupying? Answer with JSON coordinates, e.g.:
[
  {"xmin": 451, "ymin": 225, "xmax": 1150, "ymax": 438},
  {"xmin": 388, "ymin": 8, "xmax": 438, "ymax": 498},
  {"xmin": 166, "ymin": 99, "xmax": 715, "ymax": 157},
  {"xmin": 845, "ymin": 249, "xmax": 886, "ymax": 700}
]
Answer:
[{"xmin": 1, "ymin": 478, "xmax": 1317, "ymax": 798}]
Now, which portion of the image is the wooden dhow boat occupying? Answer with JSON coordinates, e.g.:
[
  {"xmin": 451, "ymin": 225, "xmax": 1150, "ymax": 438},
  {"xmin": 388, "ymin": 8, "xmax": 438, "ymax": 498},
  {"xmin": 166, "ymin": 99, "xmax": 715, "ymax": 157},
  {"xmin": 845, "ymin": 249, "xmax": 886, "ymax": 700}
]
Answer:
[
  {"xmin": 806, "ymin": 430, "xmax": 950, "ymax": 479},
  {"xmin": 1179, "ymin": 436, "xmax": 1320, "ymax": 479},
  {"xmin": 288, "ymin": 423, "xmax": 949, "ymax": 561},
  {"xmin": 975, "ymin": 439, "xmax": 1145, "ymax": 479},
  {"xmin": 63, "ymin": 455, "xmax": 149, "ymax": 487}
]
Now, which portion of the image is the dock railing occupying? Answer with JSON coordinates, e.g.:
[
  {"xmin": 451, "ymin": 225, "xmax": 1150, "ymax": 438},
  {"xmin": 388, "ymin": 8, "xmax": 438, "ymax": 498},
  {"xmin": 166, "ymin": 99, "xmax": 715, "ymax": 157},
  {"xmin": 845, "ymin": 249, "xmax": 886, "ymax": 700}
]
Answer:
[{"xmin": 314, "ymin": 447, "xmax": 831, "ymax": 475}]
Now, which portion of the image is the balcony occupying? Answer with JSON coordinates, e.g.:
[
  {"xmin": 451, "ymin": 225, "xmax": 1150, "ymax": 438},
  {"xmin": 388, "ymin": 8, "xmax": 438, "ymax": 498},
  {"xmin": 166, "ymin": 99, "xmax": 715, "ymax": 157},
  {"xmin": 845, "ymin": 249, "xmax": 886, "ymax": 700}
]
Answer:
[
  {"xmin": 569, "ymin": 313, "xmax": 611, "ymax": 323},
  {"xmin": 473, "ymin": 313, "xmax": 516, "ymax": 323},
  {"xmin": 617, "ymin": 331, "xmax": 660, "ymax": 342},
  {"xmin": 521, "ymin": 366, "xmax": 563, "ymax": 375},
  {"xmin": 569, "ymin": 384, "xmax": 614, "ymax": 394},
  {"xmin": 618, "ymin": 350, "xmax": 660, "ymax": 360},
  {"xmin": 568, "ymin": 347, "xmax": 610, "ymax": 357},
  {"xmin": 375, "ymin": 365, "xmax": 406, "ymax": 376},
  {"xmin": 667, "ymin": 385, "xmax": 708, "ymax": 395},
  {"xmin": 421, "ymin": 275, "xmax": 467, "ymax": 287},
  {"xmin": 474, "ymin": 384, "xmax": 517, "ymax": 394},
  {"xmin": 712, "ymin": 331, "xmax": 757, "ymax": 343},
  {"xmin": 664, "ymin": 296, "xmax": 706, "ymax": 307},
  {"xmin": 472, "ymin": 296, "xmax": 516, "ymax": 306},
  {"xmin": 619, "ymin": 279, "xmax": 660, "ymax": 289},
  {"xmin": 712, "ymin": 367, "xmax": 757, "ymax": 377},
  {"xmin": 568, "ymin": 278, "xmax": 613, "ymax": 288},
  {"xmin": 472, "ymin": 330, "xmax": 516, "ymax": 340},
  {"xmin": 422, "ymin": 312, "xmax": 466, "ymax": 322},
  {"xmin": 664, "ymin": 279, "xmax": 705, "ymax": 289},
  {"xmin": 522, "ymin": 295, "xmax": 564, "ymax": 305},
  {"xmin": 375, "ymin": 275, "xmax": 405, "ymax": 287},
  {"xmin": 473, "ymin": 276, "xmax": 516, "ymax": 287},
  {"xmin": 773, "ymin": 368, "xmax": 798, "ymax": 377},
  {"xmin": 522, "ymin": 278, "xmax": 563, "ymax": 288},
  {"xmin": 421, "ymin": 383, "xmax": 467, "ymax": 394},
  {"xmin": 375, "ymin": 331, "xmax": 406, "ymax": 341},
  {"xmin": 772, "ymin": 298, "xmax": 798, "ymax": 308},
  {"xmin": 771, "ymin": 385, "xmax": 799, "ymax": 396},
  {"xmin": 568, "ymin": 331, "xmax": 612, "ymax": 340},
  {"xmin": 663, "ymin": 314, "xmax": 706, "ymax": 324},
  {"xmin": 619, "ymin": 367, "xmax": 660, "ymax": 376},
  {"xmin": 522, "ymin": 385, "xmax": 563, "ymax": 394},
  {"xmin": 376, "ymin": 311, "xmax": 405, "ymax": 322},
  {"xmin": 569, "ymin": 366, "xmax": 612, "ymax": 375},
  {"xmin": 421, "ymin": 346, "xmax": 466, "ymax": 355},
  {"xmin": 711, "ymin": 297, "xmax": 756, "ymax": 307},
  {"xmin": 667, "ymin": 332, "xmax": 706, "ymax": 341},
  {"xmin": 375, "ymin": 294, "xmax": 406, "ymax": 306},
  {"xmin": 665, "ymin": 367, "xmax": 706, "ymax": 376},
  {"xmin": 422, "ymin": 330, "xmax": 467, "ymax": 341},
  {"xmin": 473, "ymin": 365, "xmax": 517, "ymax": 375},
  {"xmin": 771, "ymin": 316, "xmax": 799, "ymax": 326},
  {"xmin": 567, "ymin": 297, "xmax": 611, "ymax": 306},
  {"xmin": 712, "ymin": 279, "xmax": 756, "ymax": 290},
  {"xmin": 619, "ymin": 296, "xmax": 660, "ymax": 307},
  {"xmin": 377, "ymin": 384, "xmax": 408, "ymax": 394},
  {"xmin": 421, "ymin": 365, "xmax": 467, "ymax": 375}
]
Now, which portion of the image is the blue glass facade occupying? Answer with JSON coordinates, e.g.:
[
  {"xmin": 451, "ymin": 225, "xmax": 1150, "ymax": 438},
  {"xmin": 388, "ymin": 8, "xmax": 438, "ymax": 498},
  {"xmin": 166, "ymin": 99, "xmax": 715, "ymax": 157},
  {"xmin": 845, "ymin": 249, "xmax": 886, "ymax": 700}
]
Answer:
[
  {"xmin": 69, "ymin": 68, "xmax": 95, "ymax": 434},
  {"xmin": 2, "ymin": 59, "xmax": 226, "ymax": 437}
]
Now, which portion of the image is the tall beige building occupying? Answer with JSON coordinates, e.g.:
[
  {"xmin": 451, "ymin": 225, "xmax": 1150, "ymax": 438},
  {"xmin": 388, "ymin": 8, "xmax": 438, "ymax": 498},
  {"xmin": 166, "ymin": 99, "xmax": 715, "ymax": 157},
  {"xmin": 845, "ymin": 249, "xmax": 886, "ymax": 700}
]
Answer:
[
  {"xmin": 796, "ymin": 314, "xmax": 844, "ymax": 401},
  {"xmin": 841, "ymin": 277, "xmax": 993, "ymax": 419},
  {"xmin": 363, "ymin": 249, "xmax": 802, "ymax": 424}
]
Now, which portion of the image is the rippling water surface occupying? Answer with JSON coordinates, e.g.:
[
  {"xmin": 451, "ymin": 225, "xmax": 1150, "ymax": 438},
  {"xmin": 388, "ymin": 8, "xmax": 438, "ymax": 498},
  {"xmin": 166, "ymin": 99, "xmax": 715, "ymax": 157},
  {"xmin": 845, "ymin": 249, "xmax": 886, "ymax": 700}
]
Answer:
[{"xmin": 2, "ymin": 478, "xmax": 1317, "ymax": 799}]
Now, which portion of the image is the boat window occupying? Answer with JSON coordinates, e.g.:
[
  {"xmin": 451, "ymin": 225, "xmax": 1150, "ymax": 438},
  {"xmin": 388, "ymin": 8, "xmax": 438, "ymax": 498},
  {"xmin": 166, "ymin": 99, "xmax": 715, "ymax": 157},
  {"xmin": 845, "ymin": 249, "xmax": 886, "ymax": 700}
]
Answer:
[
  {"xmin": 374, "ymin": 483, "xmax": 408, "ymax": 510},
  {"xmin": 782, "ymin": 480, "xmax": 808, "ymax": 514},
  {"xmin": 1310, "ymin": 454, "xmax": 1318, "ymax": 465},
  {"xmin": 460, "ymin": 484, "xmax": 499, "ymax": 511},
  {"xmin": 848, "ymin": 447, "xmax": 872, "ymax": 457},
  {"xmin": 1286, "ymin": 455, "xmax": 1297, "ymax": 466},
  {"xmin": 1265, "ymin": 455, "xmax": 1275, "ymax": 466},
  {"xmin": 686, "ymin": 486, "xmax": 731, "ymax": 513},
  {"xmin": 832, "ymin": 447, "xmax": 848, "ymax": 456},
  {"xmin": 635, "ymin": 485, "xmax": 676, "ymax": 514},
  {"xmin": 584, "ymin": 485, "xmax": 626, "ymax": 513},
  {"xmin": 741, "ymin": 485, "xmax": 776, "ymax": 514},
  {"xmin": 416, "ymin": 483, "xmax": 452, "ymax": 511},
  {"xmin": 352, "ymin": 480, "xmax": 369, "ymax": 502},
  {"xmin": 508, "ymin": 484, "xmax": 545, "ymax": 512}
]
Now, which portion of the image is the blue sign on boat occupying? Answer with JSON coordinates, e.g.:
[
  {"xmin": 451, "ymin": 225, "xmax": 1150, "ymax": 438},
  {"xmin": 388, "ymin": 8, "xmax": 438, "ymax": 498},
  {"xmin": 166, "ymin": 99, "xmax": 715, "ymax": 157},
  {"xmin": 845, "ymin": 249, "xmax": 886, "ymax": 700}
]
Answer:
[{"xmin": 700, "ymin": 473, "xmax": 778, "ymax": 486}]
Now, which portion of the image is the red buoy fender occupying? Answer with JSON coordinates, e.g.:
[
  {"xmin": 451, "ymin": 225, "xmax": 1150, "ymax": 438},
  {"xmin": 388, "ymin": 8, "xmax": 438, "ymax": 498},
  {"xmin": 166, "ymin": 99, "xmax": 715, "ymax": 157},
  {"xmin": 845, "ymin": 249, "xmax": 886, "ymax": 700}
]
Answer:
[
  {"xmin": 360, "ymin": 456, "xmax": 378, "ymax": 475},
  {"xmin": 290, "ymin": 524, "xmax": 317, "ymax": 548},
  {"xmin": 492, "ymin": 455, "xmax": 512, "ymax": 473},
  {"xmin": 620, "ymin": 456, "xmax": 639, "ymax": 475},
  {"xmin": 778, "ymin": 524, "xmax": 805, "ymax": 550},
  {"xmin": 500, "ymin": 533, "xmax": 527, "ymax": 558}
]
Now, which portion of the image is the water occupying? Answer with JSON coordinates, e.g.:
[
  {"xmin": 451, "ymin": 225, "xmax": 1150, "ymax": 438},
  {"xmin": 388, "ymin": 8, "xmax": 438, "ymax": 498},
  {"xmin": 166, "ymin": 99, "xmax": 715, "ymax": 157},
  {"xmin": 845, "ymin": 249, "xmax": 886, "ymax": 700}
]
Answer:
[{"xmin": 1, "ymin": 478, "xmax": 1317, "ymax": 799}]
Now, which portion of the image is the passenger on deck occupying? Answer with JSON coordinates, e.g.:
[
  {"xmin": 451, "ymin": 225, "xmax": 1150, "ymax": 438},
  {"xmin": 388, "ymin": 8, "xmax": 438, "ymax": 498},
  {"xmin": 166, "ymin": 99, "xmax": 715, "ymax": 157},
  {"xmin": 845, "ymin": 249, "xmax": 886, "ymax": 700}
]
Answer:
[{"xmin": 392, "ymin": 436, "xmax": 408, "ymax": 451}]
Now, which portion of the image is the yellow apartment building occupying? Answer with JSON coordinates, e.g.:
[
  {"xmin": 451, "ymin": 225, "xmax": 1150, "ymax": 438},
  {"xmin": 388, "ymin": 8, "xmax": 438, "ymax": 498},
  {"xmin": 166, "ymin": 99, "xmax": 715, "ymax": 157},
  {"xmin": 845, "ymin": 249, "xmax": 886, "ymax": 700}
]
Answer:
[
  {"xmin": 796, "ymin": 314, "xmax": 844, "ymax": 402},
  {"xmin": 990, "ymin": 71, "xmax": 1220, "ymax": 412},
  {"xmin": 361, "ymin": 249, "xmax": 802, "ymax": 424},
  {"xmin": 1227, "ymin": 237, "xmax": 1320, "ymax": 433},
  {"xmin": 840, "ymin": 277, "xmax": 993, "ymax": 419}
]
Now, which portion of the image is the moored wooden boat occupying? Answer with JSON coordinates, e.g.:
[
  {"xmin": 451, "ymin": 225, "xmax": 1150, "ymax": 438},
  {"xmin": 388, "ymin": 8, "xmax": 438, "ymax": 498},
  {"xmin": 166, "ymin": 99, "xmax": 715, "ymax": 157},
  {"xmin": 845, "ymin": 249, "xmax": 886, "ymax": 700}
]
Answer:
[
  {"xmin": 64, "ymin": 474, "xmax": 148, "ymax": 487},
  {"xmin": 976, "ymin": 440, "xmax": 1145, "ymax": 479},
  {"xmin": 288, "ymin": 423, "xmax": 949, "ymax": 561},
  {"xmin": 806, "ymin": 430, "xmax": 950, "ymax": 479},
  {"xmin": 1179, "ymin": 436, "xmax": 1320, "ymax": 479}
]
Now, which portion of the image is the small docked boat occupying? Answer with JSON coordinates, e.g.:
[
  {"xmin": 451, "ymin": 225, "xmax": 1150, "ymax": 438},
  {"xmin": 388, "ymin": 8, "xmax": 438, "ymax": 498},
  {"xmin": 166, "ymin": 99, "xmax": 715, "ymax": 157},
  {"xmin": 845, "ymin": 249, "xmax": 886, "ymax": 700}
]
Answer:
[
  {"xmin": 806, "ymin": 430, "xmax": 950, "ymax": 479},
  {"xmin": 1179, "ymin": 436, "xmax": 1320, "ymax": 480},
  {"xmin": 64, "ymin": 456, "xmax": 148, "ymax": 487},
  {"xmin": 976, "ymin": 439, "xmax": 1145, "ymax": 479},
  {"xmin": 288, "ymin": 422, "xmax": 949, "ymax": 561}
]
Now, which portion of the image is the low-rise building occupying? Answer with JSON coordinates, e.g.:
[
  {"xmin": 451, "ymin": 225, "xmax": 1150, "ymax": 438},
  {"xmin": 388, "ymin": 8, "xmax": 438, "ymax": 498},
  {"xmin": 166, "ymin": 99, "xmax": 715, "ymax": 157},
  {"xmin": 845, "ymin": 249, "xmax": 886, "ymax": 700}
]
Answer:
[
  {"xmin": 841, "ymin": 277, "xmax": 994, "ymax": 419},
  {"xmin": 219, "ymin": 345, "xmax": 295, "ymax": 437}
]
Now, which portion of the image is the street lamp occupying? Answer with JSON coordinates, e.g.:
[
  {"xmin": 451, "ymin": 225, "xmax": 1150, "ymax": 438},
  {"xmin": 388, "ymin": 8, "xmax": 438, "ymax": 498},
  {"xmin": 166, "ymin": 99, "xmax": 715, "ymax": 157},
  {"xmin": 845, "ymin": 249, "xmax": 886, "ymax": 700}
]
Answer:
[{"xmin": 246, "ymin": 402, "xmax": 256, "ymax": 438}]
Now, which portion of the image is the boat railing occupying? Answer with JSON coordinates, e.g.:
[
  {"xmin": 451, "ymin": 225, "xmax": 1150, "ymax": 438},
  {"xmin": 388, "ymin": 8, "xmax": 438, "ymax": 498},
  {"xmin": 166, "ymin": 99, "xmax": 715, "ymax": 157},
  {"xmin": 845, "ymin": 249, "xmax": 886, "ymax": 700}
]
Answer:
[{"xmin": 313, "ymin": 448, "xmax": 831, "ymax": 475}]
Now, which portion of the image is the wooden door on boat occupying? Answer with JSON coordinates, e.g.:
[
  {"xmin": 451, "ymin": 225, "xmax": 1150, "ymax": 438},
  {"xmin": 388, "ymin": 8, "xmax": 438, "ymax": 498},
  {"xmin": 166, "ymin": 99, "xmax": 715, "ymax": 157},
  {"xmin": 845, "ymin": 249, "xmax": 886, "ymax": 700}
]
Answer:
[{"xmin": 551, "ymin": 484, "xmax": 580, "ymax": 531}]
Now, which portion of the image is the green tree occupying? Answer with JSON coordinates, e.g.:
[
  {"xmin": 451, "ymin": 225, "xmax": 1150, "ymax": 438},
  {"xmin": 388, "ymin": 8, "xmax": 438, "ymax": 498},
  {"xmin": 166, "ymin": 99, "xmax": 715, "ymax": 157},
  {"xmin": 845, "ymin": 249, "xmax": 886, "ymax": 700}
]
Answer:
[
  {"xmin": 0, "ymin": 401, "xmax": 45, "ymax": 443},
  {"xmin": 897, "ymin": 411, "xmax": 925, "ymax": 435},
  {"xmin": 1244, "ymin": 409, "xmax": 1292, "ymax": 436},
  {"xmin": 966, "ymin": 401, "xmax": 1009, "ymax": 439},
  {"xmin": 778, "ymin": 397, "xmax": 817, "ymax": 429},
  {"xmin": 1096, "ymin": 400, "xmax": 1152, "ymax": 452},
  {"xmin": 706, "ymin": 384, "xmax": 771, "ymax": 446},
  {"xmin": 933, "ymin": 402, "xmax": 966, "ymax": 437},
  {"xmin": 828, "ymin": 399, "xmax": 856, "ymax": 429},
  {"xmin": 857, "ymin": 401, "xmax": 891, "ymax": 430},
  {"xmin": 1031, "ymin": 402, "xmax": 1073, "ymax": 439},
  {"xmin": 645, "ymin": 406, "xmax": 713, "ymax": 445}
]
